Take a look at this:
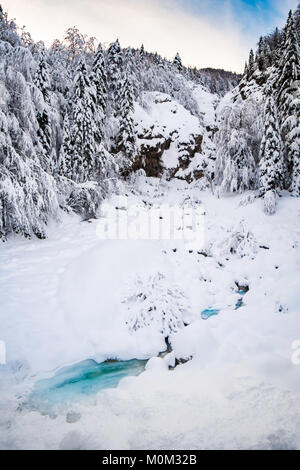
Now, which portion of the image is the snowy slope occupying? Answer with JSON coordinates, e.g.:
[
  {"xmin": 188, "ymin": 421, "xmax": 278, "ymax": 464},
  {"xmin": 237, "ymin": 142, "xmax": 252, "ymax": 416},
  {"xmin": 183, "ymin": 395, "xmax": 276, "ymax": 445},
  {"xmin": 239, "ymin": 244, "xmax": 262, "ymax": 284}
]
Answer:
[{"xmin": 1, "ymin": 177, "xmax": 300, "ymax": 449}]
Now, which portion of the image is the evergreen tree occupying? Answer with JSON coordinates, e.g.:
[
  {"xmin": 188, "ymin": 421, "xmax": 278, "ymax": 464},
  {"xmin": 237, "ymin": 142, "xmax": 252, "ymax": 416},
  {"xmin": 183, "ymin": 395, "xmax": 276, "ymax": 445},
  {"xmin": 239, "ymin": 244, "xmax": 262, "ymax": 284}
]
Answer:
[
  {"xmin": 173, "ymin": 52, "xmax": 183, "ymax": 71},
  {"xmin": 294, "ymin": 3, "xmax": 300, "ymax": 41},
  {"xmin": 153, "ymin": 51, "xmax": 163, "ymax": 66},
  {"xmin": 256, "ymin": 37, "xmax": 266, "ymax": 72},
  {"xmin": 71, "ymin": 58, "xmax": 97, "ymax": 182},
  {"xmin": 35, "ymin": 46, "xmax": 53, "ymax": 160},
  {"xmin": 59, "ymin": 113, "xmax": 72, "ymax": 177},
  {"xmin": 36, "ymin": 109, "xmax": 52, "ymax": 155},
  {"xmin": 92, "ymin": 42, "xmax": 107, "ymax": 142},
  {"xmin": 107, "ymin": 39, "xmax": 123, "ymax": 116},
  {"xmin": 291, "ymin": 139, "xmax": 300, "ymax": 196},
  {"xmin": 35, "ymin": 46, "xmax": 51, "ymax": 103},
  {"xmin": 93, "ymin": 42, "xmax": 107, "ymax": 116},
  {"xmin": 264, "ymin": 41, "xmax": 273, "ymax": 68},
  {"xmin": 276, "ymin": 10, "xmax": 300, "ymax": 190},
  {"xmin": 139, "ymin": 44, "xmax": 145, "ymax": 61},
  {"xmin": 258, "ymin": 94, "xmax": 284, "ymax": 200},
  {"xmin": 117, "ymin": 74, "xmax": 136, "ymax": 159},
  {"xmin": 124, "ymin": 47, "xmax": 139, "ymax": 99},
  {"xmin": 247, "ymin": 49, "xmax": 255, "ymax": 79},
  {"xmin": 277, "ymin": 11, "xmax": 300, "ymax": 105},
  {"xmin": 272, "ymin": 27, "xmax": 282, "ymax": 50}
]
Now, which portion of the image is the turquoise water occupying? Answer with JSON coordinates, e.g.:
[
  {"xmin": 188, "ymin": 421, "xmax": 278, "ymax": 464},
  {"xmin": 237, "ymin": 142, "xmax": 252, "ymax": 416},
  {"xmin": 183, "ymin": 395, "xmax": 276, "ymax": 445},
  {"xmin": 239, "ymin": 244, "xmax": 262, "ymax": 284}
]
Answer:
[
  {"xmin": 201, "ymin": 309, "xmax": 220, "ymax": 320},
  {"xmin": 26, "ymin": 289, "xmax": 249, "ymax": 412},
  {"xmin": 26, "ymin": 359, "xmax": 146, "ymax": 414},
  {"xmin": 201, "ymin": 289, "xmax": 247, "ymax": 320}
]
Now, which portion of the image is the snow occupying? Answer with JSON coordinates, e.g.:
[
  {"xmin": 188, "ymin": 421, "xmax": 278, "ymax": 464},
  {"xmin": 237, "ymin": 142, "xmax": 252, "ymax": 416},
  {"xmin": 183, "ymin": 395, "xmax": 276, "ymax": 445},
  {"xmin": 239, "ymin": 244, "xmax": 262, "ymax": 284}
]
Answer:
[
  {"xmin": 192, "ymin": 84, "xmax": 218, "ymax": 128},
  {"xmin": 135, "ymin": 92, "xmax": 202, "ymax": 141},
  {"xmin": 1, "ymin": 177, "xmax": 300, "ymax": 449},
  {"xmin": 162, "ymin": 143, "xmax": 180, "ymax": 169}
]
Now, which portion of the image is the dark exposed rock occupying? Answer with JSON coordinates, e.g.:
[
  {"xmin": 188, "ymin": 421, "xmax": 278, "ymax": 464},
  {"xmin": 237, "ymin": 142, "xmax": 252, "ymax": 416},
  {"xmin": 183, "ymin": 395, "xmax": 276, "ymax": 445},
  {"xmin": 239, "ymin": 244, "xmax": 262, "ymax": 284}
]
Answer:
[
  {"xmin": 197, "ymin": 250, "xmax": 210, "ymax": 257},
  {"xmin": 132, "ymin": 136, "xmax": 172, "ymax": 177},
  {"xmin": 168, "ymin": 133, "xmax": 203, "ymax": 182},
  {"xmin": 235, "ymin": 281, "xmax": 249, "ymax": 293},
  {"xmin": 169, "ymin": 356, "xmax": 193, "ymax": 370}
]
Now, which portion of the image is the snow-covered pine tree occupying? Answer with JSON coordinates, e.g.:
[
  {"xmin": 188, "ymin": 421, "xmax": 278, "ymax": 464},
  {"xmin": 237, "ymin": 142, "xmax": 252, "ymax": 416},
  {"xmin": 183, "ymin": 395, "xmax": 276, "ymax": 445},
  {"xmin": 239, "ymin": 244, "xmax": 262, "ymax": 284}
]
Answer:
[
  {"xmin": 117, "ymin": 73, "xmax": 136, "ymax": 160},
  {"xmin": 247, "ymin": 49, "xmax": 255, "ymax": 79},
  {"xmin": 59, "ymin": 112, "xmax": 72, "ymax": 177},
  {"xmin": 36, "ymin": 108, "xmax": 52, "ymax": 154},
  {"xmin": 35, "ymin": 46, "xmax": 51, "ymax": 103},
  {"xmin": 92, "ymin": 42, "xmax": 107, "ymax": 136},
  {"xmin": 294, "ymin": 3, "xmax": 300, "ymax": 40},
  {"xmin": 139, "ymin": 44, "xmax": 145, "ymax": 62},
  {"xmin": 34, "ymin": 46, "xmax": 53, "ymax": 163},
  {"xmin": 153, "ymin": 51, "xmax": 163, "ymax": 66},
  {"xmin": 256, "ymin": 37, "xmax": 266, "ymax": 72},
  {"xmin": 291, "ymin": 137, "xmax": 300, "ymax": 196},
  {"xmin": 276, "ymin": 10, "xmax": 300, "ymax": 192},
  {"xmin": 173, "ymin": 52, "xmax": 183, "ymax": 72},
  {"xmin": 124, "ymin": 47, "xmax": 139, "ymax": 99},
  {"xmin": 258, "ymin": 93, "xmax": 284, "ymax": 213},
  {"xmin": 107, "ymin": 39, "xmax": 123, "ymax": 116},
  {"xmin": 71, "ymin": 57, "xmax": 97, "ymax": 182}
]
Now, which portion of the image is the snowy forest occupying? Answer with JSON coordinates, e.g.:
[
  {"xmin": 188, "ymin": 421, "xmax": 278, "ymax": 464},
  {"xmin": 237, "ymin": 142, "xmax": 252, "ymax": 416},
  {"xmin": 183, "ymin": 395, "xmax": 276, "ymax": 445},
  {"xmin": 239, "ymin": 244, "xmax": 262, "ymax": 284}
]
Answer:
[
  {"xmin": 1, "ymin": 4, "xmax": 298, "ymax": 241},
  {"xmin": 1, "ymin": 1, "xmax": 300, "ymax": 452}
]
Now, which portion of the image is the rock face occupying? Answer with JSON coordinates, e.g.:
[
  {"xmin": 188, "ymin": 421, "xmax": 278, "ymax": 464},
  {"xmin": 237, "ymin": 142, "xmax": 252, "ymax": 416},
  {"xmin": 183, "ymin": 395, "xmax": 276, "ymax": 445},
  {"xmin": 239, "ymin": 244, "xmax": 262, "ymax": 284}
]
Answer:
[
  {"xmin": 133, "ymin": 92, "xmax": 206, "ymax": 180},
  {"xmin": 133, "ymin": 133, "xmax": 172, "ymax": 178},
  {"xmin": 168, "ymin": 134, "xmax": 203, "ymax": 181}
]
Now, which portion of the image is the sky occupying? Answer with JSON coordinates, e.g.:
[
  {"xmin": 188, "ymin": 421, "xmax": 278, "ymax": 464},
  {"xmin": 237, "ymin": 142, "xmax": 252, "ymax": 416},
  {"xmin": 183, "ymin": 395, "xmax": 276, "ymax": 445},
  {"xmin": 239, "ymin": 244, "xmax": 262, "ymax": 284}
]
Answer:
[{"xmin": 1, "ymin": 0, "xmax": 299, "ymax": 72}]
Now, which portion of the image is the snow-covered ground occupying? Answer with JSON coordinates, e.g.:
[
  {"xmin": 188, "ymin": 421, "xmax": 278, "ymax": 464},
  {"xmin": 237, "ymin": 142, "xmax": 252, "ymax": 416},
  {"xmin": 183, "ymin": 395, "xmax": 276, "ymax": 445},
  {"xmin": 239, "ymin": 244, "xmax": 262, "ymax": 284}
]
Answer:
[{"xmin": 0, "ymin": 177, "xmax": 300, "ymax": 450}]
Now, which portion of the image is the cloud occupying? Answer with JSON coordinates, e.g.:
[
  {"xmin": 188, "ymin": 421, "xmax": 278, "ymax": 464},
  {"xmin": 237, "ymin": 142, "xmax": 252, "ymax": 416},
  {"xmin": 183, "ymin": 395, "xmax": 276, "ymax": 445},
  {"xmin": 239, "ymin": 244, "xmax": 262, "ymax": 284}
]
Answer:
[{"xmin": 1, "ymin": 0, "xmax": 297, "ymax": 72}]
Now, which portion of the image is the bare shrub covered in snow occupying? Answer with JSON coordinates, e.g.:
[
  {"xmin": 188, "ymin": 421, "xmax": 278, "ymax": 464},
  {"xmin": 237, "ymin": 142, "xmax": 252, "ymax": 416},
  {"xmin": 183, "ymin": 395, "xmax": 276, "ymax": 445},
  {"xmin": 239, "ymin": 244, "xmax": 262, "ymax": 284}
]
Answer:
[
  {"xmin": 66, "ymin": 182, "xmax": 102, "ymax": 220},
  {"xmin": 123, "ymin": 272, "xmax": 188, "ymax": 336},
  {"xmin": 215, "ymin": 220, "xmax": 258, "ymax": 258},
  {"xmin": 239, "ymin": 193, "xmax": 257, "ymax": 207}
]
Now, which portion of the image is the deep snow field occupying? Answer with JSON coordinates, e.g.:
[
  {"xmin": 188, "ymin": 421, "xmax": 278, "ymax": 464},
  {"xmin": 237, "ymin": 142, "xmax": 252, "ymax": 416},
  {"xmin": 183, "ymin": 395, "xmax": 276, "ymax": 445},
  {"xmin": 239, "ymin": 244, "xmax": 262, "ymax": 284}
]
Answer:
[{"xmin": 0, "ymin": 176, "xmax": 300, "ymax": 450}]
